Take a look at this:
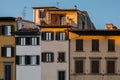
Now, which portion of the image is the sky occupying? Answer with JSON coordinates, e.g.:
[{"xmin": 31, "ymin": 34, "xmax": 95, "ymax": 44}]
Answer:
[{"xmin": 0, "ymin": 0, "xmax": 120, "ymax": 29}]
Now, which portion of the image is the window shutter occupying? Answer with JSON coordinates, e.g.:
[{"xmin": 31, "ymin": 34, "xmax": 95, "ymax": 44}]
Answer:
[
  {"xmin": 51, "ymin": 53, "xmax": 54, "ymax": 62},
  {"xmin": 37, "ymin": 37, "xmax": 40, "ymax": 45},
  {"xmin": 56, "ymin": 32, "xmax": 59, "ymax": 40},
  {"xmin": 0, "ymin": 26, "xmax": 2, "ymax": 35},
  {"xmin": 16, "ymin": 56, "xmax": 20, "ymax": 65},
  {"xmin": 11, "ymin": 25, "xmax": 14, "ymax": 35},
  {"xmin": 42, "ymin": 53, "xmax": 46, "ymax": 62},
  {"xmin": 51, "ymin": 32, "xmax": 54, "ymax": 40},
  {"xmin": 36, "ymin": 56, "xmax": 40, "ymax": 65},
  {"xmin": 11, "ymin": 47, "xmax": 14, "ymax": 57},
  {"xmin": 65, "ymin": 32, "xmax": 68, "ymax": 40},
  {"xmin": 1, "ymin": 47, "xmax": 6, "ymax": 57},
  {"xmin": 16, "ymin": 37, "xmax": 21, "ymax": 45},
  {"xmin": 2, "ymin": 25, "xmax": 5, "ymax": 35},
  {"xmin": 25, "ymin": 56, "xmax": 30, "ymax": 65},
  {"xmin": 42, "ymin": 32, "xmax": 45, "ymax": 40}
]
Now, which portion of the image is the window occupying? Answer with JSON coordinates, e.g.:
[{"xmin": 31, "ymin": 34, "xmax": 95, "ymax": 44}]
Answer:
[
  {"xmin": 107, "ymin": 61, "xmax": 115, "ymax": 74},
  {"xmin": 51, "ymin": 14, "xmax": 66, "ymax": 25},
  {"xmin": 31, "ymin": 56, "xmax": 40, "ymax": 65},
  {"xmin": 16, "ymin": 55, "xmax": 40, "ymax": 65},
  {"xmin": 76, "ymin": 39, "xmax": 83, "ymax": 51},
  {"xmin": 108, "ymin": 39, "xmax": 115, "ymax": 51},
  {"xmin": 58, "ymin": 52, "xmax": 65, "ymax": 62},
  {"xmin": 1, "ymin": 25, "xmax": 14, "ymax": 36},
  {"xmin": 91, "ymin": 60, "xmax": 99, "ymax": 73},
  {"xmin": 56, "ymin": 32, "xmax": 68, "ymax": 40},
  {"xmin": 16, "ymin": 37, "xmax": 39, "ymax": 45},
  {"xmin": 75, "ymin": 60, "xmax": 84, "ymax": 73},
  {"xmin": 16, "ymin": 56, "xmax": 25, "ymax": 65},
  {"xmin": 42, "ymin": 32, "xmax": 54, "ymax": 40},
  {"xmin": 92, "ymin": 39, "xmax": 99, "ymax": 51},
  {"xmin": 42, "ymin": 52, "xmax": 54, "ymax": 62},
  {"xmin": 39, "ymin": 10, "xmax": 46, "ymax": 18},
  {"xmin": 58, "ymin": 71, "xmax": 65, "ymax": 80},
  {"xmin": 1, "ymin": 46, "xmax": 14, "ymax": 57}
]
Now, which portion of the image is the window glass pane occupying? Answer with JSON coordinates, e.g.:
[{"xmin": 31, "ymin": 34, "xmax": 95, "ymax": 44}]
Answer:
[
  {"xmin": 76, "ymin": 39, "xmax": 83, "ymax": 51},
  {"xmin": 58, "ymin": 71, "xmax": 65, "ymax": 80},
  {"xmin": 6, "ymin": 47, "xmax": 11, "ymax": 57},
  {"xmin": 31, "ymin": 56, "xmax": 37, "ymax": 65},
  {"xmin": 75, "ymin": 60, "xmax": 83, "ymax": 73},
  {"xmin": 91, "ymin": 61, "xmax": 99, "ymax": 73}
]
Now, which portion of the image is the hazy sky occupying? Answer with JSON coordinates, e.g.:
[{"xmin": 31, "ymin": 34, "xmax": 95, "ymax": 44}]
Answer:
[{"xmin": 0, "ymin": 0, "xmax": 120, "ymax": 29}]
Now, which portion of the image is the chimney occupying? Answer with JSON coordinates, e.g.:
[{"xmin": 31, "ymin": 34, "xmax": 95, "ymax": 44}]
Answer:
[
  {"xmin": 106, "ymin": 24, "xmax": 117, "ymax": 30},
  {"xmin": 74, "ymin": 5, "xmax": 77, "ymax": 9},
  {"xmin": 17, "ymin": 17, "xmax": 22, "ymax": 21}
]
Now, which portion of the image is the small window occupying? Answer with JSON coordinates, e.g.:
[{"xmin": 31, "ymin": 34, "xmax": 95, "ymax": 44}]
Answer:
[
  {"xmin": 75, "ymin": 60, "xmax": 84, "ymax": 73},
  {"xmin": 108, "ymin": 39, "xmax": 115, "ymax": 52},
  {"xmin": 58, "ymin": 71, "xmax": 65, "ymax": 80},
  {"xmin": 39, "ymin": 10, "xmax": 46, "ymax": 18},
  {"xmin": 1, "ymin": 46, "xmax": 14, "ymax": 57},
  {"xmin": 76, "ymin": 39, "xmax": 83, "ymax": 51},
  {"xmin": 1, "ymin": 25, "xmax": 13, "ymax": 36},
  {"xmin": 91, "ymin": 60, "xmax": 99, "ymax": 74},
  {"xmin": 16, "ymin": 56, "xmax": 25, "ymax": 65},
  {"xmin": 56, "ymin": 32, "xmax": 68, "ymax": 40},
  {"xmin": 42, "ymin": 52, "xmax": 54, "ymax": 62},
  {"xmin": 107, "ymin": 60, "xmax": 115, "ymax": 74},
  {"xmin": 92, "ymin": 39, "xmax": 99, "ymax": 51},
  {"xmin": 58, "ymin": 52, "xmax": 65, "ymax": 62},
  {"xmin": 42, "ymin": 32, "xmax": 54, "ymax": 40}
]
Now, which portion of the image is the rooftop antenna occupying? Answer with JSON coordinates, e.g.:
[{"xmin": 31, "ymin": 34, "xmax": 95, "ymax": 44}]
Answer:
[
  {"xmin": 22, "ymin": 6, "xmax": 26, "ymax": 19},
  {"xmin": 56, "ymin": 2, "xmax": 59, "ymax": 8}
]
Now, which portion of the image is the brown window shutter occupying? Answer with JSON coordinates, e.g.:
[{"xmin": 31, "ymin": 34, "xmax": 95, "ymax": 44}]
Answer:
[
  {"xmin": 11, "ymin": 47, "xmax": 15, "ymax": 57},
  {"xmin": 42, "ymin": 53, "xmax": 46, "ymax": 62},
  {"xmin": 1, "ymin": 47, "xmax": 6, "ymax": 57}
]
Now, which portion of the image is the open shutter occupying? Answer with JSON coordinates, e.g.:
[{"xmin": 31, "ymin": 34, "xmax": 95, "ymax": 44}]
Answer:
[
  {"xmin": 11, "ymin": 47, "xmax": 15, "ymax": 57},
  {"xmin": 25, "ymin": 56, "xmax": 30, "ymax": 65},
  {"xmin": 36, "ymin": 55, "xmax": 40, "ymax": 65},
  {"xmin": 51, "ymin": 32, "xmax": 54, "ymax": 40},
  {"xmin": 1, "ymin": 47, "xmax": 6, "ymax": 57},
  {"xmin": 37, "ymin": 37, "xmax": 40, "ymax": 45},
  {"xmin": 16, "ymin": 56, "xmax": 20, "ymax": 65},
  {"xmin": 42, "ymin": 53, "xmax": 46, "ymax": 62}
]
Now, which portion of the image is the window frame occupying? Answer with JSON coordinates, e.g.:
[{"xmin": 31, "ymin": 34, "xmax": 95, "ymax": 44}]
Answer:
[
  {"xmin": 76, "ymin": 39, "xmax": 83, "ymax": 51},
  {"xmin": 42, "ymin": 32, "xmax": 54, "ymax": 40},
  {"xmin": 42, "ymin": 52, "xmax": 54, "ymax": 62},
  {"xmin": 58, "ymin": 52, "xmax": 65, "ymax": 62},
  {"xmin": 108, "ymin": 39, "xmax": 115, "ymax": 52},
  {"xmin": 75, "ymin": 59, "xmax": 84, "ymax": 74},
  {"xmin": 91, "ymin": 60, "xmax": 100, "ymax": 74},
  {"xmin": 92, "ymin": 39, "xmax": 99, "ymax": 52}
]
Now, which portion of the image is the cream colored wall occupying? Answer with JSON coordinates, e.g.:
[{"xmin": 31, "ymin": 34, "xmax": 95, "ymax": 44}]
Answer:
[
  {"xmin": 33, "ymin": 8, "xmax": 78, "ymax": 25},
  {"xmin": 70, "ymin": 32, "xmax": 120, "ymax": 80}
]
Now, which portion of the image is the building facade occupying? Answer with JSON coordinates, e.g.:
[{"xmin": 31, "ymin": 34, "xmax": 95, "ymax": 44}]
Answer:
[
  {"xmin": 69, "ymin": 29, "xmax": 120, "ymax": 80},
  {"xmin": 0, "ymin": 17, "xmax": 16, "ymax": 80},
  {"xmin": 33, "ymin": 6, "xmax": 95, "ymax": 80},
  {"xmin": 13, "ymin": 18, "xmax": 41, "ymax": 80}
]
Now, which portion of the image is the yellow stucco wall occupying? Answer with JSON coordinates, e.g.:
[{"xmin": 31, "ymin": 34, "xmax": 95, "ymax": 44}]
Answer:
[{"xmin": 0, "ymin": 21, "xmax": 16, "ymax": 80}]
